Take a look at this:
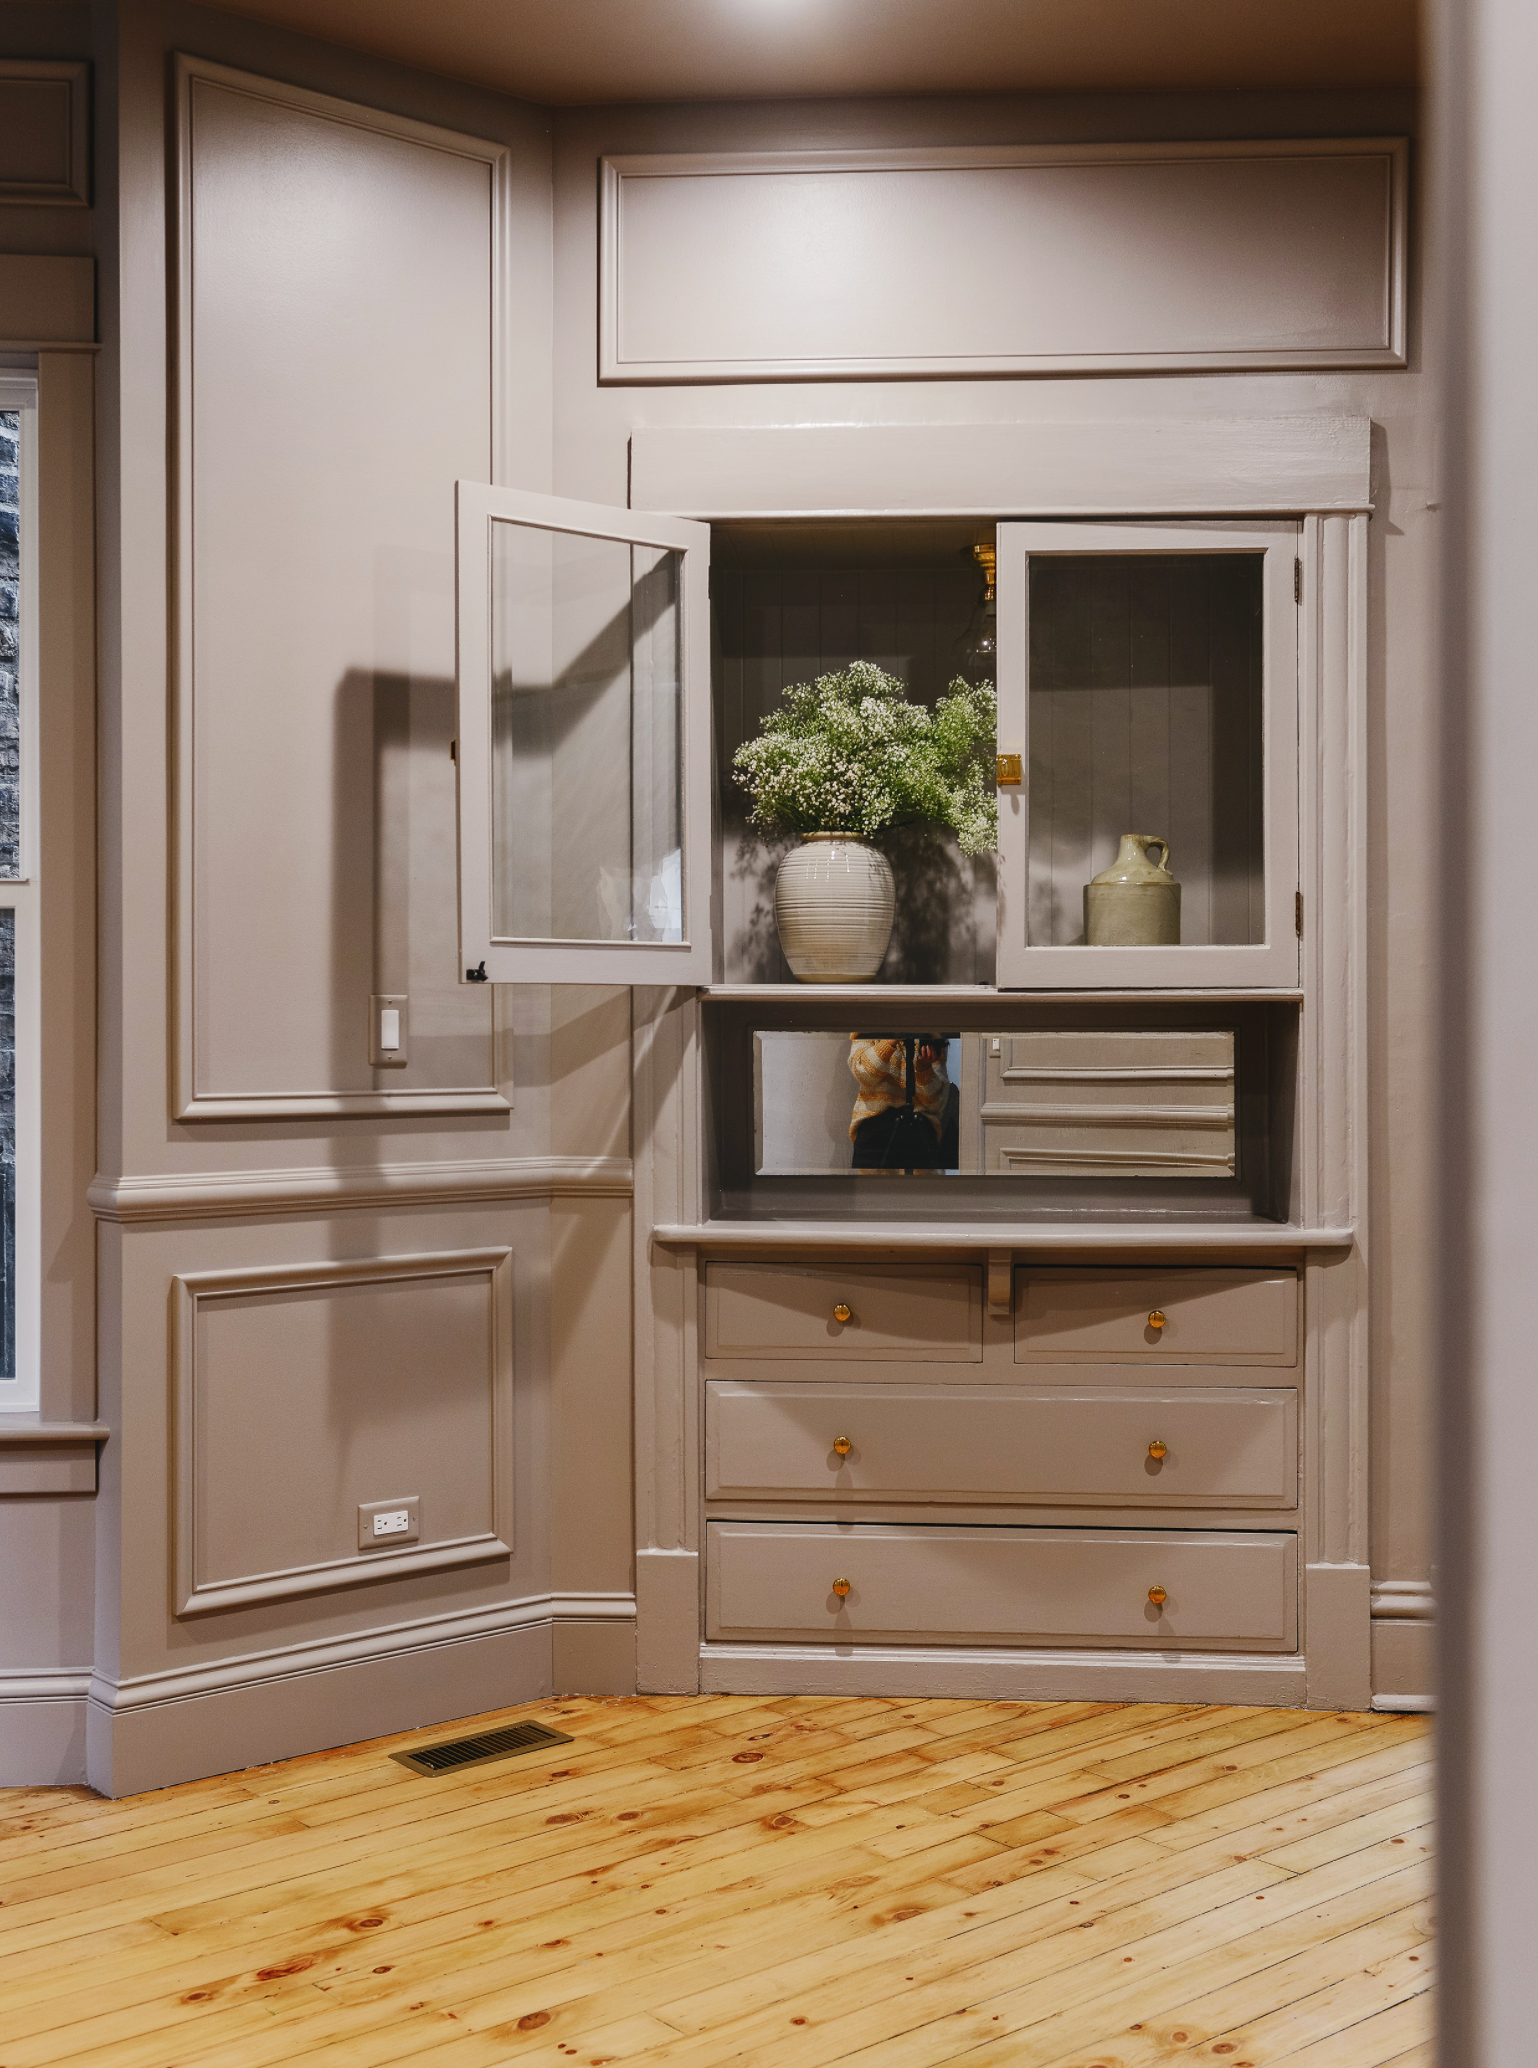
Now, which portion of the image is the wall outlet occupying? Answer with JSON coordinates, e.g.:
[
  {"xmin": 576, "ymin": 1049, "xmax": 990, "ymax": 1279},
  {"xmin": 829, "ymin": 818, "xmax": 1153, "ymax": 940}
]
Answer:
[{"xmin": 358, "ymin": 1495, "xmax": 420, "ymax": 1551}]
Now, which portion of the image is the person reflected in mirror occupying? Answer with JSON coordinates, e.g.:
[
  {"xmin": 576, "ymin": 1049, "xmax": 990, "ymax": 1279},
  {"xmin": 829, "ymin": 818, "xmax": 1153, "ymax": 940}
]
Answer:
[{"xmin": 847, "ymin": 1035, "xmax": 960, "ymax": 1172}]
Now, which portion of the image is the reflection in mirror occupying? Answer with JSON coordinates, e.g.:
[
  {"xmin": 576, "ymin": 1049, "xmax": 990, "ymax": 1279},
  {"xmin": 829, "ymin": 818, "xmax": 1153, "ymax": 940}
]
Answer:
[
  {"xmin": 753, "ymin": 1028, "xmax": 1236, "ymax": 1179},
  {"xmin": 490, "ymin": 521, "xmax": 684, "ymax": 946},
  {"xmin": 754, "ymin": 1033, "xmax": 964, "ymax": 1176}
]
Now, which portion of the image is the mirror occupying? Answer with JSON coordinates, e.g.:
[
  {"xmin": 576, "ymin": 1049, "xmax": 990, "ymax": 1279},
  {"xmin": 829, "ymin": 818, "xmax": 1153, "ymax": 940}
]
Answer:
[{"xmin": 753, "ymin": 1029, "xmax": 1236, "ymax": 1179}]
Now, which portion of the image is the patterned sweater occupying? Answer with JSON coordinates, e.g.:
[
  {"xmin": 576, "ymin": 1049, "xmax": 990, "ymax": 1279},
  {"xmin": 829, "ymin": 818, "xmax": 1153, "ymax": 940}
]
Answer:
[{"xmin": 847, "ymin": 1037, "xmax": 949, "ymax": 1143}]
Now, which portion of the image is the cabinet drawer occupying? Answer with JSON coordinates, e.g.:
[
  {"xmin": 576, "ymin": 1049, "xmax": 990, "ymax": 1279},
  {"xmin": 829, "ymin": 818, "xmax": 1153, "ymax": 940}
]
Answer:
[
  {"xmin": 704, "ymin": 1262, "xmax": 981, "ymax": 1363},
  {"xmin": 706, "ymin": 1522, "xmax": 1297, "ymax": 1651},
  {"xmin": 705, "ymin": 1382, "xmax": 1296, "ymax": 1507},
  {"xmin": 1015, "ymin": 1268, "xmax": 1297, "ymax": 1366}
]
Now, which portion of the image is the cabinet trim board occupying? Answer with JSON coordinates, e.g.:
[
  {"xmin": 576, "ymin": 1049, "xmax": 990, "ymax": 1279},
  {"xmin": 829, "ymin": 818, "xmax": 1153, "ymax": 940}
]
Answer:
[
  {"xmin": 629, "ymin": 418, "xmax": 1373, "ymax": 519},
  {"xmin": 699, "ymin": 1644, "xmax": 1307, "ymax": 1705}
]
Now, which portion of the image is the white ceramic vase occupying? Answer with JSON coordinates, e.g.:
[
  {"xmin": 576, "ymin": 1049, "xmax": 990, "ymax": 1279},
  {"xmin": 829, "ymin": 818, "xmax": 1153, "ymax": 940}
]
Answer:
[{"xmin": 774, "ymin": 833, "xmax": 895, "ymax": 983}]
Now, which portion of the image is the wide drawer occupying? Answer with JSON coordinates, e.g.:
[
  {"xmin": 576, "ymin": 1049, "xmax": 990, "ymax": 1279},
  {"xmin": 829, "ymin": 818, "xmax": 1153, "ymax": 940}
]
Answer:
[
  {"xmin": 706, "ymin": 1522, "xmax": 1297, "ymax": 1651},
  {"xmin": 704, "ymin": 1262, "xmax": 982, "ymax": 1363},
  {"xmin": 705, "ymin": 1382, "xmax": 1297, "ymax": 1506},
  {"xmin": 1015, "ymin": 1268, "xmax": 1298, "ymax": 1366}
]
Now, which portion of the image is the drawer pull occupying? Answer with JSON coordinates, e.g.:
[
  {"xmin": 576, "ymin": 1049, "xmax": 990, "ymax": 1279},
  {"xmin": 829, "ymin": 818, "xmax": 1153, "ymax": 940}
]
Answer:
[
  {"xmin": 832, "ymin": 1303, "xmax": 852, "ymax": 1324},
  {"xmin": 1147, "ymin": 1439, "xmax": 1168, "ymax": 1461},
  {"xmin": 832, "ymin": 1577, "xmax": 852, "ymax": 1599},
  {"xmin": 1147, "ymin": 1309, "xmax": 1167, "ymax": 1332},
  {"xmin": 1148, "ymin": 1585, "xmax": 1168, "ymax": 1607},
  {"xmin": 832, "ymin": 1436, "xmax": 853, "ymax": 1458}
]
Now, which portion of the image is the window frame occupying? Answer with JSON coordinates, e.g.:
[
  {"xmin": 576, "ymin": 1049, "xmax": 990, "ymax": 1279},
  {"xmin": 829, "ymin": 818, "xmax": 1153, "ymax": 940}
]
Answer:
[{"xmin": 454, "ymin": 480, "xmax": 714, "ymax": 987}]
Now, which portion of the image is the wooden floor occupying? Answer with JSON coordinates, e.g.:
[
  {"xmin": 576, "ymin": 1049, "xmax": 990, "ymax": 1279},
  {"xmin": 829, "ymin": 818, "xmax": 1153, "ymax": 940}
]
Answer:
[{"xmin": 0, "ymin": 1695, "xmax": 1432, "ymax": 2066}]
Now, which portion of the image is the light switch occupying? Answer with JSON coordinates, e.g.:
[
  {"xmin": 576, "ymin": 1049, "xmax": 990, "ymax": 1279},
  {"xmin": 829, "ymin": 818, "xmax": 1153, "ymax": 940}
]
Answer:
[{"xmin": 369, "ymin": 994, "xmax": 409, "ymax": 1068}]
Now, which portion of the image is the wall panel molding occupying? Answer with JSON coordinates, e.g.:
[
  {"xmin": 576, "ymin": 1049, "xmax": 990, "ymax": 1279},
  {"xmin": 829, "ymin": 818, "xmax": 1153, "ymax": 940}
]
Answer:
[
  {"xmin": 630, "ymin": 417, "xmax": 1373, "ymax": 520},
  {"xmin": 90, "ymin": 1154, "xmax": 632, "ymax": 1223},
  {"xmin": 171, "ymin": 56, "xmax": 512, "ymax": 1119},
  {"xmin": 602, "ymin": 139, "xmax": 1407, "ymax": 383},
  {"xmin": 0, "ymin": 62, "xmax": 89, "ymax": 206},
  {"xmin": 173, "ymin": 1249, "xmax": 514, "ymax": 1616}
]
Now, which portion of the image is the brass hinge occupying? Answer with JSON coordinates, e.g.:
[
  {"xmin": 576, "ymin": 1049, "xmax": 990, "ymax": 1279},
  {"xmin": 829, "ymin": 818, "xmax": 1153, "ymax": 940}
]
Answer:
[
  {"xmin": 1294, "ymin": 557, "xmax": 1303, "ymax": 605},
  {"xmin": 1295, "ymin": 890, "xmax": 1304, "ymax": 937}
]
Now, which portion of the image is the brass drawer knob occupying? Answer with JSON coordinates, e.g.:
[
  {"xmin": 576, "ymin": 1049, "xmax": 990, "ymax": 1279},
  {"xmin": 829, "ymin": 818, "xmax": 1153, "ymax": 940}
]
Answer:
[
  {"xmin": 832, "ymin": 1436, "xmax": 853, "ymax": 1458},
  {"xmin": 1148, "ymin": 1585, "xmax": 1168, "ymax": 1607},
  {"xmin": 1148, "ymin": 1439, "xmax": 1168, "ymax": 1461},
  {"xmin": 832, "ymin": 1303, "xmax": 852, "ymax": 1324},
  {"xmin": 832, "ymin": 1578, "xmax": 852, "ymax": 1599},
  {"xmin": 1147, "ymin": 1309, "xmax": 1167, "ymax": 1332}
]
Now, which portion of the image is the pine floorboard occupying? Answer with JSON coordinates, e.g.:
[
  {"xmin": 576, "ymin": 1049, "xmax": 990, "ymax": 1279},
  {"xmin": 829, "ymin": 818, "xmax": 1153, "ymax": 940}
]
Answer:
[{"xmin": 0, "ymin": 1695, "xmax": 1432, "ymax": 2066}]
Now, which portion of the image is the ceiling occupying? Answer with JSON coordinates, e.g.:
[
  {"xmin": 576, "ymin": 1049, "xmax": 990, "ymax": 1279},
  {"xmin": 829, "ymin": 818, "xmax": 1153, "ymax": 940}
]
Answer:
[{"xmin": 204, "ymin": 0, "xmax": 1420, "ymax": 107}]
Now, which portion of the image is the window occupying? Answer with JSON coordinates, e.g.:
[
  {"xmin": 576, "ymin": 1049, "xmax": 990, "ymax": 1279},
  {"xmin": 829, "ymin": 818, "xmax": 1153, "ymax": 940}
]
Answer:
[{"xmin": 0, "ymin": 376, "xmax": 39, "ymax": 1408}]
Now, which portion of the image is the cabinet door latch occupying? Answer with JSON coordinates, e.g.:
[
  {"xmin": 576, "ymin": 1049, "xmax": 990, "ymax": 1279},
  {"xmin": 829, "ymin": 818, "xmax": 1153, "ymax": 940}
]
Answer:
[
  {"xmin": 1295, "ymin": 891, "xmax": 1304, "ymax": 938},
  {"xmin": 1294, "ymin": 557, "xmax": 1303, "ymax": 604}
]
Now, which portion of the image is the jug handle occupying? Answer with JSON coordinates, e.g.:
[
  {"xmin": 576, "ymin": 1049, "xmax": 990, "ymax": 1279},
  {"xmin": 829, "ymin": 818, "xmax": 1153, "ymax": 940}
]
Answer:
[{"xmin": 1143, "ymin": 836, "xmax": 1170, "ymax": 871}]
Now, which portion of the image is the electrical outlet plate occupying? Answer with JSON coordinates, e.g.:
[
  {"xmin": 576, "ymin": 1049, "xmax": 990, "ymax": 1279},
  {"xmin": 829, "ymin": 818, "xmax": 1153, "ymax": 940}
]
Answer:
[
  {"xmin": 369, "ymin": 994, "xmax": 409, "ymax": 1068},
  {"xmin": 358, "ymin": 1495, "xmax": 420, "ymax": 1551}
]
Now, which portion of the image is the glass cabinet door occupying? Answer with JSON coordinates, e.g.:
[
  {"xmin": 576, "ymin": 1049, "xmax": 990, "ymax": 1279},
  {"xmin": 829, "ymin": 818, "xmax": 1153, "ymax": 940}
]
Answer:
[
  {"xmin": 455, "ymin": 483, "xmax": 712, "ymax": 984},
  {"xmin": 994, "ymin": 522, "xmax": 1300, "ymax": 989}
]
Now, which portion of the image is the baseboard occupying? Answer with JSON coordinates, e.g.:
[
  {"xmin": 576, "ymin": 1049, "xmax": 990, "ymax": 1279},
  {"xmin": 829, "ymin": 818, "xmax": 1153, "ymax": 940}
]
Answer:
[
  {"xmin": 699, "ymin": 1643, "xmax": 1309, "ymax": 1706},
  {"xmin": 86, "ymin": 1592, "xmax": 637, "ymax": 1798},
  {"xmin": 554, "ymin": 1615, "xmax": 636, "ymax": 1696},
  {"xmin": 0, "ymin": 1672, "xmax": 91, "ymax": 1785},
  {"xmin": 1372, "ymin": 1693, "xmax": 1435, "ymax": 1713}
]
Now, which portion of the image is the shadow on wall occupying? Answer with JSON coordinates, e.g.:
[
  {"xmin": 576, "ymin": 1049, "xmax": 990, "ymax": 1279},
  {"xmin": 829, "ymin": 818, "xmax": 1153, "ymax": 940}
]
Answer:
[{"xmin": 330, "ymin": 668, "xmax": 495, "ymax": 1097}]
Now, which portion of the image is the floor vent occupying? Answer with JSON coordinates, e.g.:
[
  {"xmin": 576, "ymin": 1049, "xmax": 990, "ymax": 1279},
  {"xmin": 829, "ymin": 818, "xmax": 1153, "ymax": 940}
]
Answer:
[{"xmin": 390, "ymin": 1720, "xmax": 574, "ymax": 1778}]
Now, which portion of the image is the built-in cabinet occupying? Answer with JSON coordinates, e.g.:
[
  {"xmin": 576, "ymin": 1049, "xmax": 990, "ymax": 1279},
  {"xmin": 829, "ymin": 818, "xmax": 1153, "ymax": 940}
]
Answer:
[{"xmin": 451, "ymin": 407, "xmax": 1370, "ymax": 1710}]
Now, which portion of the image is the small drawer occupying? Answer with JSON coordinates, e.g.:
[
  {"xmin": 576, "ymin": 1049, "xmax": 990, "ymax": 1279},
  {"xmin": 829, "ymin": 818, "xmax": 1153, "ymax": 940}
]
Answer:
[
  {"xmin": 705, "ymin": 1381, "xmax": 1296, "ymax": 1507},
  {"xmin": 704, "ymin": 1261, "xmax": 981, "ymax": 1363},
  {"xmin": 1015, "ymin": 1268, "xmax": 1298, "ymax": 1366},
  {"xmin": 706, "ymin": 1521, "xmax": 1297, "ymax": 1651}
]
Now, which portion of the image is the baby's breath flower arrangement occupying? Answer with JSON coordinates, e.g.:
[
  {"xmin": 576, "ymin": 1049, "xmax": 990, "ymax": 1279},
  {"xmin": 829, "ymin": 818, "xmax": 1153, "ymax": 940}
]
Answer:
[{"xmin": 732, "ymin": 661, "xmax": 999, "ymax": 856}]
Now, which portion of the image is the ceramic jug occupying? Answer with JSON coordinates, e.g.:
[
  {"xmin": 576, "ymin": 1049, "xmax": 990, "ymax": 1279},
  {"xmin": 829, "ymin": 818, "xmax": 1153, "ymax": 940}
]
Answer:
[{"xmin": 1084, "ymin": 834, "xmax": 1181, "ymax": 946}]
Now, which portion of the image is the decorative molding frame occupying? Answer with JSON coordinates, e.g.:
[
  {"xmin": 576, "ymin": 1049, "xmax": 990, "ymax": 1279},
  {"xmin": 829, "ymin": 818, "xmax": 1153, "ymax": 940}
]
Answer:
[
  {"xmin": 172, "ymin": 1249, "xmax": 513, "ymax": 1616},
  {"xmin": 170, "ymin": 56, "xmax": 512, "ymax": 1120},
  {"xmin": 90, "ymin": 1153, "xmax": 632, "ymax": 1223},
  {"xmin": 602, "ymin": 140, "xmax": 1408, "ymax": 384},
  {"xmin": 0, "ymin": 62, "xmax": 90, "ymax": 206},
  {"xmin": 629, "ymin": 417, "xmax": 1374, "ymax": 520}
]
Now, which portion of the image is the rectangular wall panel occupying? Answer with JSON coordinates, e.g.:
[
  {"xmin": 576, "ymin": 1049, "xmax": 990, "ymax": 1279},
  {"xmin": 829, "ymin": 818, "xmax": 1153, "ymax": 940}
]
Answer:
[
  {"xmin": 174, "ymin": 59, "xmax": 509, "ymax": 1116},
  {"xmin": 602, "ymin": 140, "xmax": 1407, "ymax": 383},
  {"xmin": 174, "ymin": 1250, "xmax": 513, "ymax": 1614},
  {"xmin": 0, "ymin": 63, "xmax": 89, "ymax": 207}
]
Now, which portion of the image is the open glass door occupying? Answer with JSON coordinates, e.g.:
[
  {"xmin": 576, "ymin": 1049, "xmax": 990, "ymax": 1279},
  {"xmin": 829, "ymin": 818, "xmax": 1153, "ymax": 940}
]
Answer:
[
  {"xmin": 995, "ymin": 521, "xmax": 1300, "ymax": 989},
  {"xmin": 455, "ymin": 483, "xmax": 712, "ymax": 984}
]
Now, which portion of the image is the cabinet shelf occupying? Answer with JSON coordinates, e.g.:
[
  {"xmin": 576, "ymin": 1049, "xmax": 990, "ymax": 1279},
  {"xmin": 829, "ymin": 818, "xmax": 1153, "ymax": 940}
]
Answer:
[
  {"xmin": 699, "ymin": 986, "xmax": 1306, "ymax": 1004},
  {"xmin": 654, "ymin": 1221, "xmax": 1351, "ymax": 1253}
]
